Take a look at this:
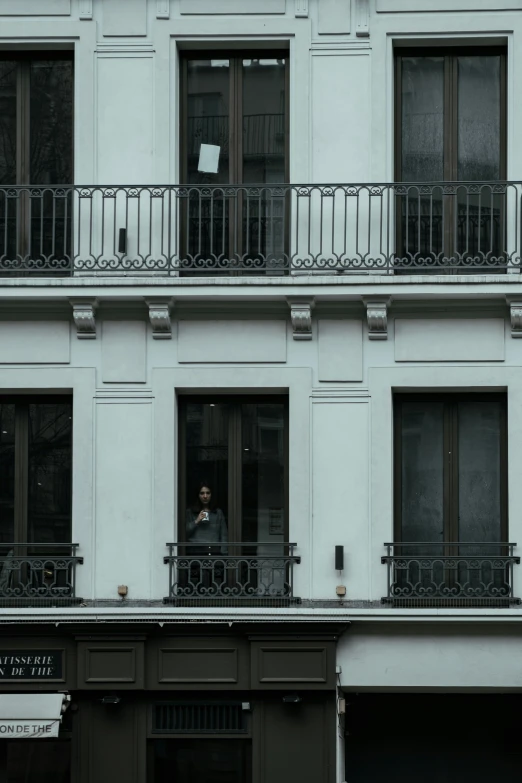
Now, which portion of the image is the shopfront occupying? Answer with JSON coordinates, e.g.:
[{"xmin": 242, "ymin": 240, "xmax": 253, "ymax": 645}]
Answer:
[{"xmin": 0, "ymin": 622, "xmax": 340, "ymax": 783}]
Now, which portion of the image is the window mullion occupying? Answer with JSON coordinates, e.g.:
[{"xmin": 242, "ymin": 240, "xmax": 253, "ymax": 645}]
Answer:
[
  {"xmin": 442, "ymin": 401, "xmax": 452, "ymax": 550},
  {"xmin": 234, "ymin": 57, "xmax": 243, "ymax": 186},
  {"xmin": 393, "ymin": 398, "xmax": 403, "ymax": 544},
  {"xmin": 179, "ymin": 58, "xmax": 189, "ymax": 185},
  {"xmin": 283, "ymin": 401, "xmax": 289, "ymax": 545},
  {"xmin": 448, "ymin": 401, "xmax": 460, "ymax": 549},
  {"xmin": 500, "ymin": 52, "xmax": 507, "ymax": 180},
  {"xmin": 228, "ymin": 405, "xmax": 242, "ymax": 546},
  {"xmin": 178, "ymin": 401, "xmax": 187, "ymax": 544},
  {"xmin": 499, "ymin": 399, "xmax": 508, "ymax": 543}
]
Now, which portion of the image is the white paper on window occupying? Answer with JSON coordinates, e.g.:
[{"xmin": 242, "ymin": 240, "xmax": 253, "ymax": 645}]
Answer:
[{"xmin": 198, "ymin": 144, "xmax": 220, "ymax": 174}]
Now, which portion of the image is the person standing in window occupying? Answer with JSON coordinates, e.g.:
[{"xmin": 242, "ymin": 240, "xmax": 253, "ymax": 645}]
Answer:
[{"xmin": 186, "ymin": 482, "xmax": 228, "ymax": 555}]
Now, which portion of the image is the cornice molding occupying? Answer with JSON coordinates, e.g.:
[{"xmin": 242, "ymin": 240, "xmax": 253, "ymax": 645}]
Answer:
[
  {"xmin": 70, "ymin": 298, "xmax": 97, "ymax": 339},
  {"xmin": 146, "ymin": 298, "xmax": 173, "ymax": 339},
  {"xmin": 363, "ymin": 297, "xmax": 391, "ymax": 340},
  {"xmin": 287, "ymin": 297, "xmax": 315, "ymax": 340}
]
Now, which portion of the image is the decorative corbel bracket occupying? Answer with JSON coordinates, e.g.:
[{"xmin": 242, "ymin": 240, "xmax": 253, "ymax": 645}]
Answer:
[
  {"xmin": 506, "ymin": 297, "xmax": 522, "ymax": 338},
  {"xmin": 79, "ymin": 0, "xmax": 93, "ymax": 20},
  {"xmin": 146, "ymin": 298, "xmax": 173, "ymax": 339},
  {"xmin": 363, "ymin": 297, "xmax": 391, "ymax": 340},
  {"xmin": 70, "ymin": 298, "xmax": 97, "ymax": 339},
  {"xmin": 355, "ymin": 0, "xmax": 370, "ymax": 37},
  {"xmin": 287, "ymin": 297, "xmax": 315, "ymax": 341},
  {"xmin": 156, "ymin": 0, "xmax": 170, "ymax": 18},
  {"xmin": 295, "ymin": 0, "xmax": 308, "ymax": 16}
]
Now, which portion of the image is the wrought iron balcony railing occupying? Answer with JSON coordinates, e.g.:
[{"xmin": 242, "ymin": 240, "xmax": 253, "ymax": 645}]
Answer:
[
  {"xmin": 382, "ymin": 542, "xmax": 521, "ymax": 607},
  {"xmin": 0, "ymin": 181, "xmax": 520, "ymax": 275},
  {"xmin": 163, "ymin": 542, "xmax": 300, "ymax": 606},
  {"xmin": 0, "ymin": 543, "xmax": 83, "ymax": 606}
]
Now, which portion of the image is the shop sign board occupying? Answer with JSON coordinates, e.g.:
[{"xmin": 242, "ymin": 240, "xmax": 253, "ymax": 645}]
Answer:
[
  {"xmin": 0, "ymin": 719, "xmax": 60, "ymax": 738},
  {"xmin": 0, "ymin": 651, "xmax": 63, "ymax": 680}
]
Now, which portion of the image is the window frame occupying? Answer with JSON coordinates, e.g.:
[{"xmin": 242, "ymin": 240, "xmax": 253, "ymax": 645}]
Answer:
[
  {"xmin": 394, "ymin": 47, "xmax": 507, "ymax": 273},
  {"xmin": 0, "ymin": 394, "xmax": 73, "ymax": 546},
  {"xmin": 393, "ymin": 392, "xmax": 508, "ymax": 546},
  {"xmin": 177, "ymin": 394, "xmax": 289, "ymax": 545},
  {"xmin": 179, "ymin": 50, "xmax": 290, "ymax": 187},
  {"xmin": 394, "ymin": 46, "xmax": 507, "ymax": 184},
  {"xmin": 0, "ymin": 51, "xmax": 74, "ymax": 186}
]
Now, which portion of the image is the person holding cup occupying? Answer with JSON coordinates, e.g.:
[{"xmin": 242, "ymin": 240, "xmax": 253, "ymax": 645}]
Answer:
[{"xmin": 185, "ymin": 481, "xmax": 228, "ymax": 555}]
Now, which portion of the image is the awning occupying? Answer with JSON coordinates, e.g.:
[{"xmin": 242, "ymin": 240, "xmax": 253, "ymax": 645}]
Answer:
[{"xmin": 0, "ymin": 693, "xmax": 69, "ymax": 739}]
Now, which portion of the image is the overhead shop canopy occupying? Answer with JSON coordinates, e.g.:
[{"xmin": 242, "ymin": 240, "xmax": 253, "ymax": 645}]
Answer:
[{"xmin": 0, "ymin": 693, "xmax": 69, "ymax": 739}]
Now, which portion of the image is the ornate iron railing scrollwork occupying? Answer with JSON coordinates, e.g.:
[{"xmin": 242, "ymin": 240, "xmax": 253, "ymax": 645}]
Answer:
[
  {"xmin": 0, "ymin": 181, "xmax": 519, "ymax": 274},
  {"xmin": 0, "ymin": 543, "xmax": 83, "ymax": 602},
  {"xmin": 164, "ymin": 542, "xmax": 300, "ymax": 605},
  {"xmin": 381, "ymin": 542, "xmax": 520, "ymax": 607}
]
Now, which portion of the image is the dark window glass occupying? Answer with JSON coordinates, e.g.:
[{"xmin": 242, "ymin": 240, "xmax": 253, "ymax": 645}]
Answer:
[
  {"xmin": 396, "ymin": 396, "xmax": 505, "ymax": 544},
  {"xmin": 28, "ymin": 403, "xmax": 72, "ymax": 544},
  {"xmin": 184, "ymin": 402, "xmax": 230, "ymax": 524},
  {"xmin": 399, "ymin": 401, "xmax": 444, "ymax": 550},
  {"xmin": 400, "ymin": 56, "xmax": 444, "ymax": 183},
  {"xmin": 0, "ymin": 62, "xmax": 17, "ymax": 184},
  {"xmin": 241, "ymin": 58, "xmax": 286, "ymax": 185},
  {"xmin": 457, "ymin": 56, "xmax": 501, "ymax": 182},
  {"xmin": 241, "ymin": 403, "xmax": 285, "ymax": 546},
  {"xmin": 29, "ymin": 60, "xmax": 73, "ymax": 186}
]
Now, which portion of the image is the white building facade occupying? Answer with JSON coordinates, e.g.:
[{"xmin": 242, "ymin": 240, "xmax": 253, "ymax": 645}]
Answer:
[{"xmin": 0, "ymin": 0, "xmax": 520, "ymax": 781}]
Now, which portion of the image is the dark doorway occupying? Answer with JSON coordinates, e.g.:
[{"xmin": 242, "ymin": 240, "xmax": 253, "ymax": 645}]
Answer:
[
  {"xmin": 0, "ymin": 739, "xmax": 70, "ymax": 783},
  {"xmin": 148, "ymin": 739, "xmax": 252, "ymax": 783},
  {"xmin": 345, "ymin": 694, "xmax": 522, "ymax": 783}
]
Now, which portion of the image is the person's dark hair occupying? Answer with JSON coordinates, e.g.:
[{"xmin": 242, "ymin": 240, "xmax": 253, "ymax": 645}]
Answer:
[{"xmin": 191, "ymin": 480, "xmax": 217, "ymax": 512}]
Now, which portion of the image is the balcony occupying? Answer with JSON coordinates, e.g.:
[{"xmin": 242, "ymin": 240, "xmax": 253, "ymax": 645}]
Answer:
[
  {"xmin": 0, "ymin": 543, "xmax": 83, "ymax": 607},
  {"xmin": 0, "ymin": 182, "xmax": 517, "ymax": 276},
  {"xmin": 382, "ymin": 542, "xmax": 521, "ymax": 608},
  {"xmin": 163, "ymin": 542, "xmax": 300, "ymax": 606}
]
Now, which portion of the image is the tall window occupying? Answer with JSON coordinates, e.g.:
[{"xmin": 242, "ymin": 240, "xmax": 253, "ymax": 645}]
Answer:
[
  {"xmin": 174, "ymin": 397, "xmax": 292, "ymax": 601},
  {"xmin": 179, "ymin": 397, "xmax": 288, "ymax": 544},
  {"xmin": 180, "ymin": 53, "xmax": 288, "ymax": 273},
  {"xmin": 0, "ymin": 53, "xmax": 73, "ymax": 268},
  {"xmin": 0, "ymin": 398, "xmax": 73, "ymax": 600},
  {"xmin": 391, "ymin": 394, "xmax": 510, "ymax": 604},
  {"xmin": 0, "ymin": 398, "xmax": 72, "ymax": 545},
  {"xmin": 395, "ymin": 394, "xmax": 506, "ymax": 544},
  {"xmin": 395, "ymin": 49, "xmax": 506, "ymax": 270}
]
